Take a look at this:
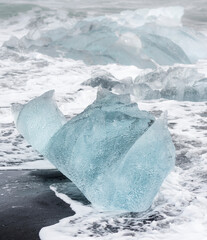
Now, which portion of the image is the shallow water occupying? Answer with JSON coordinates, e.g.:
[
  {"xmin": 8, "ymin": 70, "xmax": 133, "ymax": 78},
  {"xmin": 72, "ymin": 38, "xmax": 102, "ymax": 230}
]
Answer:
[{"xmin": 0, "ymin": 1, "xmax": 207, "ymax": 240}]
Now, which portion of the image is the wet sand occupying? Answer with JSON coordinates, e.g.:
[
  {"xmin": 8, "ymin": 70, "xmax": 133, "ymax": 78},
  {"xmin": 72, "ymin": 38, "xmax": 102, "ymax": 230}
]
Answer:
[{"xmin": 0, "ymin": 169, "xmax": 74, "ymax": 240}]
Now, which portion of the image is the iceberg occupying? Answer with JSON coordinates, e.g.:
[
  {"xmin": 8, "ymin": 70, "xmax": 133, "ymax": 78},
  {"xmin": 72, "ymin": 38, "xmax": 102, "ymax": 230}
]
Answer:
[
  {"xmin": 12, "ymin": 89, "xmax": 175, "ymax": 212},
  {"xmin": 88, "ymin": 68, "xmax": 207, "ymax": 102},
  {"xmin": 132, "ymin": 67, "xmax": 207, "ymax": 101},
  {"xmin": 4, "ymin": 7, "xmax": 207, "ymax": 68}
]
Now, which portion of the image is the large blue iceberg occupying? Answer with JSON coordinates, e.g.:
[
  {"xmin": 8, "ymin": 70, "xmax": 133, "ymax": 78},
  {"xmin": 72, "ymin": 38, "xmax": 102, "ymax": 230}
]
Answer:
[
  {"xmin": 4, "ymin": 7, "xmax": 207, "ymax": 68},
  {"xmin": 12, "ymin": 90, "xmax": 175, "ymax": 212}
]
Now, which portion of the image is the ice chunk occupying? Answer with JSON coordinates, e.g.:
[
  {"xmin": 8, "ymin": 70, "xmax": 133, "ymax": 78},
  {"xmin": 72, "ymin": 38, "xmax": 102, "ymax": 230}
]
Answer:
[
  {"xmin": 12, "ymin": 90, "xmax": 175, "ymax": 212},
  {"xmin": 11, "ymin": 90, "xmax": 67, "ymax": 153},
  {"xmin": 5, "ymin": 7, "xmax": 207, "ymax": 68},
  {"xmin": 134, "ymin": 67, "xmax": 207, "ymax": 101},
  {"xmin": 110, "ymin": 67, "xmax": 207, "ymax": 101},
  {"xmin": 82, "ymin": 70, "xmax": 120, "ymax": 90}
]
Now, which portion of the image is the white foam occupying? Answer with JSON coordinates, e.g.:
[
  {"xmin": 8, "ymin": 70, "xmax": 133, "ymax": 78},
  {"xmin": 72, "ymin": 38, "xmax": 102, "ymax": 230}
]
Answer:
[
  {"xmin": 108, "ymin": 6, "xmax": 184, "ymax": 28},
  {"xmin": 0, "ymin": 159, "xmax": 55, "ymax": 170}
]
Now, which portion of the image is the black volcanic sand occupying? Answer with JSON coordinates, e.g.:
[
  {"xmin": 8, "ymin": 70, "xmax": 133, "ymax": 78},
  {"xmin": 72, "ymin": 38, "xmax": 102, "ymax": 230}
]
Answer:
[{"xmin": 0, "ymin": 169, "xmax": 75, "ymax": 240}]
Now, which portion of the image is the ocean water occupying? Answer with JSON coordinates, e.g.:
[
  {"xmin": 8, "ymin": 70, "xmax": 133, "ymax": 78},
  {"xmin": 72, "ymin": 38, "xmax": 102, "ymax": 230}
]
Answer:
[{"xmin": 0, "ymin": 1, "xmax": 207, "ymax": 239}]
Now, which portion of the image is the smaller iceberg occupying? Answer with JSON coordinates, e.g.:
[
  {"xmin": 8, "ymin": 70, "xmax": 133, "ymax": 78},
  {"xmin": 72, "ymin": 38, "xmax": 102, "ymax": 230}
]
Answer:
[
  {"xmin": 12, "ymin": 89, "xmax": 175, "ymax": 212},
  {"xmin": 82, "ymin": 70, "xmax": 120, "ymax": 90},
  {"xmin": 132, "ymin": 67, "xmax": 207, "ymax": 101},
  {"xmin": 87, "ymin": 68, "xmax": 207, "ymax": 102}
]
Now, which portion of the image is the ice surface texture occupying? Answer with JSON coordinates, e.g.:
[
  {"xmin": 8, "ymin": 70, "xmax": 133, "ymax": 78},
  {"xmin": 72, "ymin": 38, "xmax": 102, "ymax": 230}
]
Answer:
[
  {"xmin": 4, "ymin": 7, "xmax": 207, "ymax": 68},
  {"xmin": 12, "ymin": 90, "xmax": 175, "ymax": 212}
]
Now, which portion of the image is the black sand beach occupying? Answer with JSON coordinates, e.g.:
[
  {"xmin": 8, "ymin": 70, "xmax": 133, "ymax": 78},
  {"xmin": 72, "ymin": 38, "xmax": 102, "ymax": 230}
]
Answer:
[{"xmin": 0, "ymin": 169, "xmax": 74, "ymax": 240}]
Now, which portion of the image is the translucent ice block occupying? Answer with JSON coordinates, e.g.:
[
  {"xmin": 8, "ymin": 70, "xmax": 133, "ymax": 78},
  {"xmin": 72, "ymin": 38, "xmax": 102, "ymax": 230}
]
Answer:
[{"xmin": 12, "ymin": 89, "xmax": 175, "ymax": 212}]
